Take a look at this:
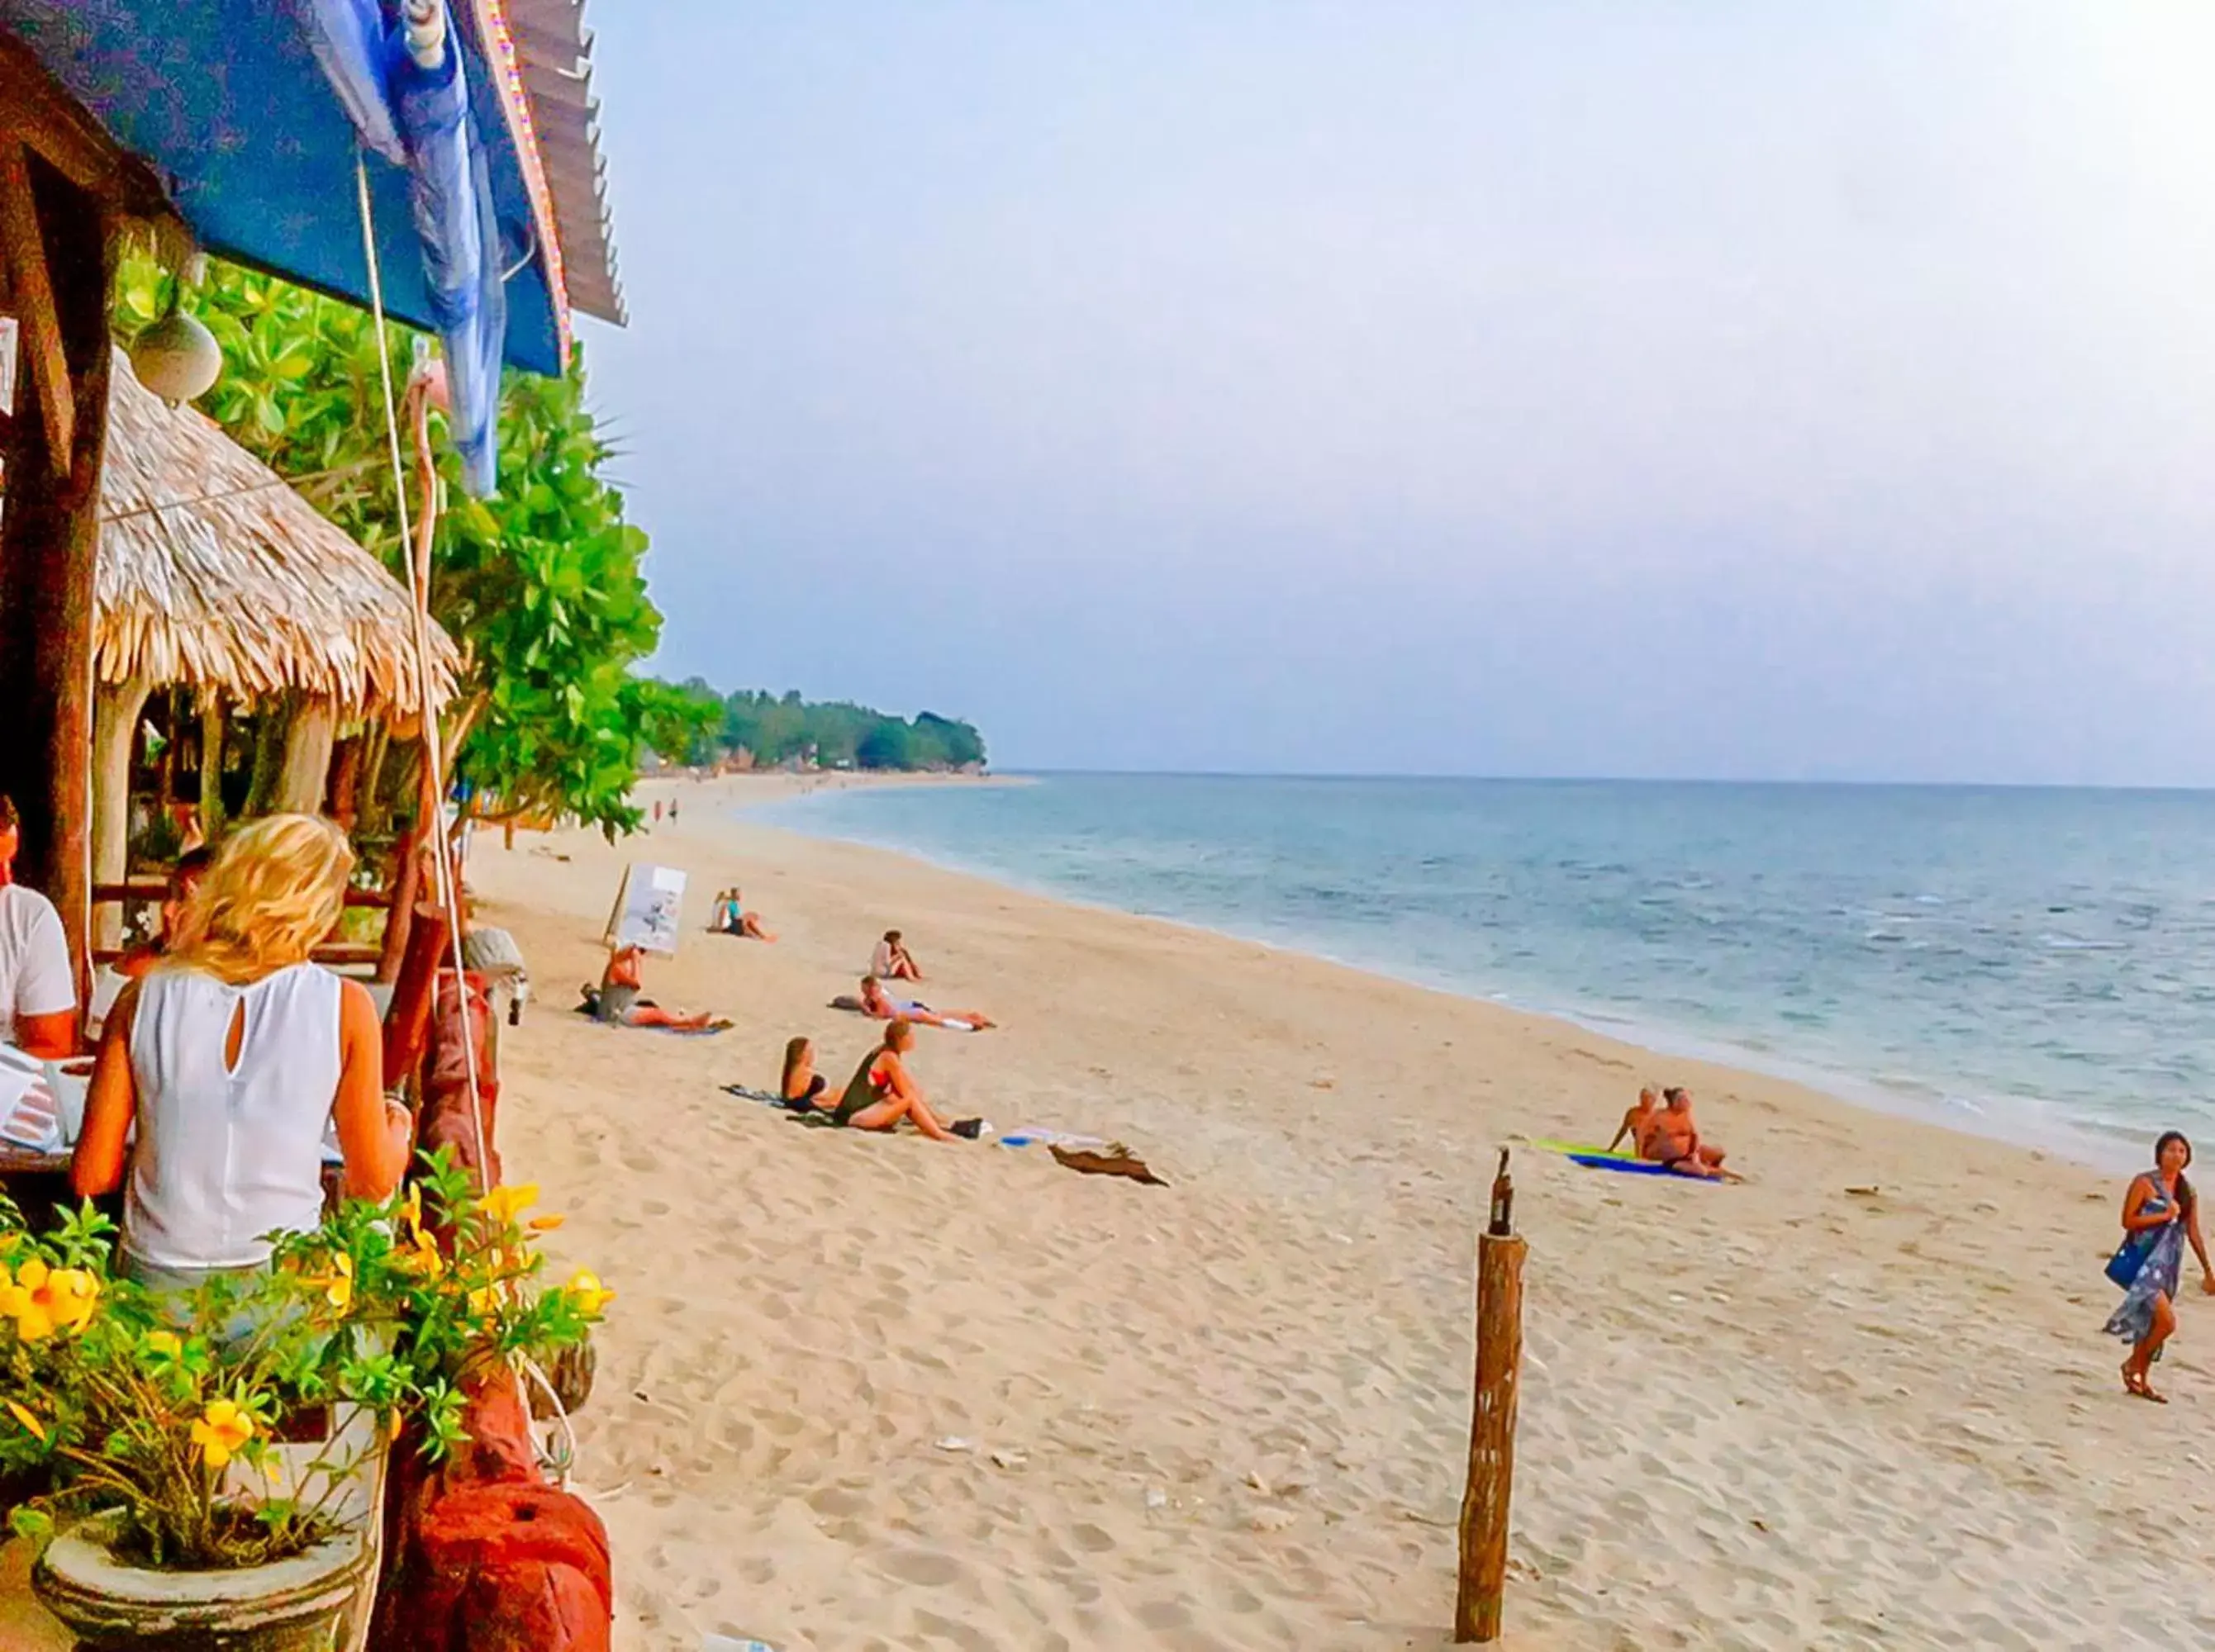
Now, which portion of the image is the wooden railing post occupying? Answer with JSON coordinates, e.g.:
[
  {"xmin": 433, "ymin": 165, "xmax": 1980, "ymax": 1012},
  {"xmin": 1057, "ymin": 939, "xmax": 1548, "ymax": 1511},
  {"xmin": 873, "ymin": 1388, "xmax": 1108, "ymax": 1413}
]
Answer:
[{"xmin": 1455, "ymin": 1160, "xmax": 1527, "ymax": 1643}]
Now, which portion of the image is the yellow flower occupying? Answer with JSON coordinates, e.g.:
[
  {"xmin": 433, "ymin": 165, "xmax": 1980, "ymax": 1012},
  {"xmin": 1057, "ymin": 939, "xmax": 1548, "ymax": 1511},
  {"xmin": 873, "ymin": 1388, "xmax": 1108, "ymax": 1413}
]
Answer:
[
  {"xmin": 5, "ymin": 1400, "xmax": 46, "ymax": 1443},
  {"xmin": 319, "ymin": 1255, "xmax": 354, "ymax": 1314},
  {"xmin": 144, "ymin": 1330, "xmax": 183, "ymax": 1362},
  {"xmin": 482, "ymin": 1183, "xmax": 539, "ymax": 1227},
  {"xmin": 527, "ymin": 1213, "xmax": 566, "ymax": 1233},
  {"xmin": 190, "ymin": 1399, "xmax": 255, "ymax": 1470},
  {"xmin": 566, "ymin": 1270, "xmax": 614, "ymax": 1317},
  {"xmin": 0, "ymin": 1260, "xmax": 98, "ymax": 1341},
  {"xmin": 397, "ymin": 1225, "xmax": 446, "ymax": 1280}
]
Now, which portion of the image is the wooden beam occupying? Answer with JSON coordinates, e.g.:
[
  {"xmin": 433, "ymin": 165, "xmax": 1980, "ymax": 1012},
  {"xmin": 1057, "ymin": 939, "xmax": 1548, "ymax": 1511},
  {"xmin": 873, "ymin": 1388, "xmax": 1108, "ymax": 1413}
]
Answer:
[
  {"xmin": 0, "ymin": 32, "xmax": 178, "ymax": 228},
  {"xmin": 0, "ymin": 144, "xmax": 116, "ymax": 1004},
  {"xmin": 0, "ymin": 142, "xmax": 74, "ymax": 478}
]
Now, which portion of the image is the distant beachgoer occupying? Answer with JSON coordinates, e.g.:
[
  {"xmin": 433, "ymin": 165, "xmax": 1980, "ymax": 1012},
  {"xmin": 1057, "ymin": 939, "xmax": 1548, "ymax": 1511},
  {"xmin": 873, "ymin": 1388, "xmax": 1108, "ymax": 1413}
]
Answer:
[
  {"xmin": 652, "ymin": 800, "xmax": 663, "ymax": 824},
  {"xmin": 593, "ymin": 944, "xmax": 729, "ymax": 1032},
  {"xmin": 780, "ymin": 1034, "xmax": 829, "ymax": 1112},
  {"xmin": 2105, "ymin": 1130, "xmax": 2215, "ymax": 1402},
  {"xmin": 871, "ymin": 929, "xmax": 924, "ymax": 981},
  {"xmin": 833, "ymin": 1019, "xmax": 955, "ymax": 1139},
  {"xmin": 0, "ymin": 794, "xmax": 77, "ymax": 1058},
  {"xmin": 710, "ymin": 887, "xmax": 776, "ymax": 942},
  {"xmin": 1609, "ymin": 1086, "xmax": 1662, "ymax": 1155},
  {"xmin": 116, "ymin": 847, "xmax": 216, "ymax": 980},
  {"xmin": 1641, "ymin": 1088, "xmax": 1733, "ymax": 1179},
  {"xmin": 857, "ymin": 974, "xmax": 993, "ymax": 1031},
  {"xmin": 669, "ymin": 798, "xmax": 679, "ymax": 823}
]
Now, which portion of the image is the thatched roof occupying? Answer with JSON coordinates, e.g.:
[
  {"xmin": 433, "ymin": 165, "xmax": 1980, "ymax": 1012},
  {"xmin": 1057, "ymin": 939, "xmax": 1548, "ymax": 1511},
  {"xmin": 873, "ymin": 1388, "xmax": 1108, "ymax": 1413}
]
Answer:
[{"xmin": 88, "ymin": 351, "xmax": 462, "ymax": 718}]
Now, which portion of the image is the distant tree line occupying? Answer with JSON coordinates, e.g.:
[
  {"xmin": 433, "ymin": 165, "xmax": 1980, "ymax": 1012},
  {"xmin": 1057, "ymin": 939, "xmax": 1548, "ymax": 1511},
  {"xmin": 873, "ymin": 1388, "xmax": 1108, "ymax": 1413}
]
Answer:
[{"xmin": 644, "ymin": 681, "xmax": 988, "ymax": 773}]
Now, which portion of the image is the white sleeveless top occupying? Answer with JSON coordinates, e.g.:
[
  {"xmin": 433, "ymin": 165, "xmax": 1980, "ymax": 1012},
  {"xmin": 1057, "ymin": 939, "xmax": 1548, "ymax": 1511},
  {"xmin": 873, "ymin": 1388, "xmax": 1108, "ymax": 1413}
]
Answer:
[{"xmin": 126, "ymin": 962, "xmax": 345, "ymax": 1270}]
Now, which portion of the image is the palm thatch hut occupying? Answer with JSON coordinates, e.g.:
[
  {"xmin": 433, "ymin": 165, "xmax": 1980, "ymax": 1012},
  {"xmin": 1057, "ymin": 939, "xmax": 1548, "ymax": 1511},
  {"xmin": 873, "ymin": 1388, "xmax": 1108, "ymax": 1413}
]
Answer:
[{"xmin": 83, "ymin": 352, "xmax": 463, "ymax": 934}]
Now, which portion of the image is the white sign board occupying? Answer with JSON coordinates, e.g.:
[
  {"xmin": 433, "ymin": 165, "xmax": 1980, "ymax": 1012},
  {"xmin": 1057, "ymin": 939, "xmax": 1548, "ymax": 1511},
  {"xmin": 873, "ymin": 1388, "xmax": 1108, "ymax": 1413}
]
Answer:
[{"xmin": 605, "ymin": 863, "xmax": 687, "ymax": 957}]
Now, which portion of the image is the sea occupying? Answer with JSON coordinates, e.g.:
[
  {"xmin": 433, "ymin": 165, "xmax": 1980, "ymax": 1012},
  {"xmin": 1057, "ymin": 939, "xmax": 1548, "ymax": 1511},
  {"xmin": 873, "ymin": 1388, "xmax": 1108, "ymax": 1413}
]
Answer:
[{"xmin": 753, "ymin": 775, "xmax": 2215, "ymax": 1165}]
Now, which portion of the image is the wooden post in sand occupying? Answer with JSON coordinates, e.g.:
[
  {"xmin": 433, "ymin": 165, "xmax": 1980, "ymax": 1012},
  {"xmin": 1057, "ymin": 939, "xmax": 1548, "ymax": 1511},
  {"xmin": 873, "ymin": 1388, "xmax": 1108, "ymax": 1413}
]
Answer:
[{"xmin": 1455, "ymin": 1154, "xmax": 1527, "ymax": 1644}]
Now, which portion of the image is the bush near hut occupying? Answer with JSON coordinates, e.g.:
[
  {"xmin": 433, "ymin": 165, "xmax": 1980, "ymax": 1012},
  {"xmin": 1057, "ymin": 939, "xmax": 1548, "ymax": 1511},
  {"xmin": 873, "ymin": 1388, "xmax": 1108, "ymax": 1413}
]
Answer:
[{"xmin": 113, "ymin": 258, "xmax": 668, "ymax": 837}]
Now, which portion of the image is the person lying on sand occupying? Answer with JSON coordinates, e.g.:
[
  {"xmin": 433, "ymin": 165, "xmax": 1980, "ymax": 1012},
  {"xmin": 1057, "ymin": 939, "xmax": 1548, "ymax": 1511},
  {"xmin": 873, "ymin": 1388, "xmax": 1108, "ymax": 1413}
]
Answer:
[
  {"xmin": 1608, "ymin": 1086, "xmax": 1662, "ymax": 1155},
  {"xmin": 857, "ymin": 974, "xmax": 995, "ymax": 1030},
  {"xmin": 834, "ymin": 1019, "xmax": 957, "ymax": 1140},
  {"xmin": 780, "ymin": 1034, "xmax": 830, "ymax": 1112},
  {"xmin": 710, "ymin": 888, "xmax": 777, "ymax": 942},
  {"xmin": 592, "ymin": 944, "xmax": 730, "ymax": 1032},
  {"xmin": 871, "ymin": 929, "xmax": 924, "ymax": 981},
  {"xmin": 1641, "ymin": 1087, "xmax": 1738, "ymax": 1180}
]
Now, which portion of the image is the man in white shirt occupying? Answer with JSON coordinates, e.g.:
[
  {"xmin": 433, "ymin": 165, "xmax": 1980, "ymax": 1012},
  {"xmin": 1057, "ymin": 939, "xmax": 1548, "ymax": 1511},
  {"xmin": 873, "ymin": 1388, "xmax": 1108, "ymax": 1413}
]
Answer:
[{"xmin": 0, "ymin": 797, "xmax": 77, "ymax": 1057}]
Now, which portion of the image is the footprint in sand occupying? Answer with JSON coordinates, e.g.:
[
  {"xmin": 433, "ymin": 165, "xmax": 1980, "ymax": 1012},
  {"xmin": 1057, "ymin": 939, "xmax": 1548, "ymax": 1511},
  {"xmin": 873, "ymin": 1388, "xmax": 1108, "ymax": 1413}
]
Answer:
[{"xmin": 876, "ymin": 1547, "xmax": 967, "ymax": 1588}]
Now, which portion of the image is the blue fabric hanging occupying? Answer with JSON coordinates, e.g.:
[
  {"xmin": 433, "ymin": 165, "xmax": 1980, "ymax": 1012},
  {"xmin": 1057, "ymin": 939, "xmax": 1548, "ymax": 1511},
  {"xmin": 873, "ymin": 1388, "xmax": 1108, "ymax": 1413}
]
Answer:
[{"xmin": 288, "ymin": 0, "xmax": 504, "ymax": 495}]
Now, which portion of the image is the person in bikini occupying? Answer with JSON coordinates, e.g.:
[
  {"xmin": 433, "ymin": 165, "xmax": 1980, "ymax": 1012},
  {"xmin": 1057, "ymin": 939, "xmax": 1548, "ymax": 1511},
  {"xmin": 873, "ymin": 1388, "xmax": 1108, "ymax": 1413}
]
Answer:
[
  {"xmin": 592, "ymin": 944, "xmax": 730, "ymax": 1032},
  {"xmin": 1609, "ymin": 1086, "xmax": 1663, "ymax": 1155},
  {"xmin": 710, "ymin": 888, "xmax": 777, "ymax": 942},
  {"xmin": 1641, "ymin": 1087, "xmax": 1737, "ymax": 1180},
  {"xmin": 833, "ymin": 1019, "xmax": 956, "ymax": 1140},
  {"xmin": 856, "ymin": 974, "xmax": 994, "ymax": 1031},
  {"xmin": 780, "ymin": 1035, "xmax": 830, "ymax": 1112},
  {"xmin": 871, "ymin": 929, "xmax": 924, "ymax": 981}
]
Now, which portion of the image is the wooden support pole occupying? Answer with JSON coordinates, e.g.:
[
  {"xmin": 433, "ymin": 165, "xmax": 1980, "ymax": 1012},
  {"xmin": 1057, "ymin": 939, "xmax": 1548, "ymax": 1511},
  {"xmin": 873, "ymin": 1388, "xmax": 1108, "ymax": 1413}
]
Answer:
[
  {"xmin": 197, "ymin": 691, "xmax": 227, "ymax": 843},
  {"xmin": 0, "ymin": 141, "xmax": 75, "ymax": 476},
  {"xmin": 375, "ymin": 826, "xmax": 422, "ymax": 985},
  {"xmin": 275, "ymin": 695, "xmax": 339, "ymax": 814},
  {"xmin": 1455, "ymin": 1227, "xmax": 1527, "ymax": 1643},
  {"xmin": 90, "ymin": 676, "xmax": 153, "ymax": 952},
  {"xmin": 0, "ymin": 144, "xmax": 115, "ymax": 1001}
]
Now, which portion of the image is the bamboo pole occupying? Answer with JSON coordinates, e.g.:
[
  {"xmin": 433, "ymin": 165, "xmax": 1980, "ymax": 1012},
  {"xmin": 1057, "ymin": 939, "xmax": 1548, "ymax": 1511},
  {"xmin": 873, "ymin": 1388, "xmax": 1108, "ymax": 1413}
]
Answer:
[
  {"xmin": 1455, "ymin": 1194, "xmax": 1527, "ymax": 1640},
  {"xmin": 197, "ymin": 690, "xmax": 226, "ymax": 843}
]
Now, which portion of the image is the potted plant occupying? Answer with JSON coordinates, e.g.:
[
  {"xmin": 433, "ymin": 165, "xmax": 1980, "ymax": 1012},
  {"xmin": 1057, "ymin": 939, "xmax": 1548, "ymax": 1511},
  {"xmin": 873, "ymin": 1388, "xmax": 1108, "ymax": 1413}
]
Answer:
[{"xmin": 0, "ymin": 1151, "xmax": 609, "ymax": 1650}]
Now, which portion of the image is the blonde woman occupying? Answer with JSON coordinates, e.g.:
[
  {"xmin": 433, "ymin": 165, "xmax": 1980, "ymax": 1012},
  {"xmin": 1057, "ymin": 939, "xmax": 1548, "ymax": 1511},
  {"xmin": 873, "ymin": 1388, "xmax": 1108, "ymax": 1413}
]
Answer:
[{"xmin": 73, "ymin": 814, "xmax": 412, "ymax": 1289}]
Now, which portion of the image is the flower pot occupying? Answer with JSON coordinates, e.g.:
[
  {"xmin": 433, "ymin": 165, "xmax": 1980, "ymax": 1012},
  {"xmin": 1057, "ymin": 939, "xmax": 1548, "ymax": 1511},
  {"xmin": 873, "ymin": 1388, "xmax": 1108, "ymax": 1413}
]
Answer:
[{"xmin": 31, "ymin": 1508, "xmax": 369, "ymax": 1651}]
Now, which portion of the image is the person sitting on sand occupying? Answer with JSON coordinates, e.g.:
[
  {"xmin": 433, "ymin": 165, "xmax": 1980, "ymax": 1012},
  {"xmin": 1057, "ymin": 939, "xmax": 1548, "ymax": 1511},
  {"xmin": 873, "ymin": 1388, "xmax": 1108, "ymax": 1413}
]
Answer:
[
  {"xmin": 857, "ymin": 974, "xmax": 994, "ymax": 1031},
  {"xmin": 1608, "ymin": 1086, "xmax": 1662, "ymax": 1155},
  {"xmin": 1641, "ymin": 1088, "xmax": 1736, "ymax": 1180},
  {"xmin": 2104, "ymin": 1130, "xmax": 2215, "ymax": 1403},
  {"xmin": 592, "ymin": 944, "xmax": 730, "ymax": 1032},
  {"xmin": 833, "ymin": 1019, "xmax": 956, "ymax": 1140},
  {"xmin": 871, "ymin": 929, "xmax": 924, "ymax": 981},
  {"xmin": 709, "ymin": 887, "xmax": 777, "ymax": 942},
  {"xmin": 780, "ymin": 1034, "xmax": 829, "ymax": 1112}
]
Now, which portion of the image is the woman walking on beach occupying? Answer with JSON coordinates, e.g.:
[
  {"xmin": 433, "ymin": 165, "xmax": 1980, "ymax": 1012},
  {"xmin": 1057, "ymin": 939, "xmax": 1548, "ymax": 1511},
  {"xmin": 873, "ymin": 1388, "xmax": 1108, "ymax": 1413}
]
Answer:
[{"xmin": 2104, "ymin": 1130, "xmax": 2215, "ymax": 1402}]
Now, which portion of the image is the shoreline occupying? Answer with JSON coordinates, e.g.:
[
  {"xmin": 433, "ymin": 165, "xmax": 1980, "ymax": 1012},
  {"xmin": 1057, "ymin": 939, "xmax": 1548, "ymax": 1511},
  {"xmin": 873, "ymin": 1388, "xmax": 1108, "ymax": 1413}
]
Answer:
[
  {"xmin": 473, "ymin": 771, "xmax": 2213, "ymax": 1650},
  {"xmin": 741, "ymin": 773, "xmax": 2142, "ymax": 1174}
]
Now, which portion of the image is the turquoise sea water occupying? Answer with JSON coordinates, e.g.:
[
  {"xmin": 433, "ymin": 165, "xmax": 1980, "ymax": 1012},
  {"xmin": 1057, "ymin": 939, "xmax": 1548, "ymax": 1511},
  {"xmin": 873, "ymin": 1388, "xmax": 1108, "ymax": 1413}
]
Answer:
[{"xmin": 754, "ymin": 775, "xmax": 2215, "ymax": 1163}]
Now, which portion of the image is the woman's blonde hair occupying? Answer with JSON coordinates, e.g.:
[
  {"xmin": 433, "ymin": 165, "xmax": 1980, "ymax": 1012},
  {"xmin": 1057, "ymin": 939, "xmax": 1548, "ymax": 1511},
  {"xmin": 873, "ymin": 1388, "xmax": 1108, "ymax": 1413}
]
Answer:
[{"xmin": 166, "ymin": 814, "xmax": 355, "ymax": 985}]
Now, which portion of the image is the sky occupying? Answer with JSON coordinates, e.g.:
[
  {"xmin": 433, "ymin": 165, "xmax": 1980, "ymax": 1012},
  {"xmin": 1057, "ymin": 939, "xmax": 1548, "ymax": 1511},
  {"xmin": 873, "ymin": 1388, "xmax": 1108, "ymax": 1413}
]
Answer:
[{"xmin": 578, "ymin": 2, "xmax": 2215, "ymax": 783}]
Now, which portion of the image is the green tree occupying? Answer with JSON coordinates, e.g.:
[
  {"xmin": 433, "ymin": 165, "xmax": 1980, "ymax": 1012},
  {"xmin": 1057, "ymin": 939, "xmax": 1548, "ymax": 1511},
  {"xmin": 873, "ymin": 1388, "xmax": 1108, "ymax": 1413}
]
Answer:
[
  {"xmin": 113, "ymin": 256, "xmax": 669, "ymax": 836},
  {"xmin": 854, "ymin": 721, "xmax": 914, "ymax": 771}
]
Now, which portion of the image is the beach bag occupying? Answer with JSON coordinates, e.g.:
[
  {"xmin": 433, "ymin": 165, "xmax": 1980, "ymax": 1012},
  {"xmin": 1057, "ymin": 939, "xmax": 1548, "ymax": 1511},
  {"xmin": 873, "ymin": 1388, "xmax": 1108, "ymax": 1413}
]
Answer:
[{"xmin": 2107, "ymin": 1231, "xmax": 2156, "ymax": 1289}]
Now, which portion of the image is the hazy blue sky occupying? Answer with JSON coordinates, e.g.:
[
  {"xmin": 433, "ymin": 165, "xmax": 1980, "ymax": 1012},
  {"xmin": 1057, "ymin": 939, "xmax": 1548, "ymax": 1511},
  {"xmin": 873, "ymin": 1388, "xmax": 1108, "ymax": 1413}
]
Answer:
[{"xmin": 578, "ymin": 2, "xmax": 2215, "ymax": 782}]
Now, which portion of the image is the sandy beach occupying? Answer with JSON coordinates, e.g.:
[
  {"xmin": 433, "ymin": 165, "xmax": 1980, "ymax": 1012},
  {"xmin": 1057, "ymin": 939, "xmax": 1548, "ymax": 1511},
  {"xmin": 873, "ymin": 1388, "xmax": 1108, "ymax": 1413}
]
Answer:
[{"xmin": 469, "ymin": 773, "xmax": 2215, "ymax": 1651}]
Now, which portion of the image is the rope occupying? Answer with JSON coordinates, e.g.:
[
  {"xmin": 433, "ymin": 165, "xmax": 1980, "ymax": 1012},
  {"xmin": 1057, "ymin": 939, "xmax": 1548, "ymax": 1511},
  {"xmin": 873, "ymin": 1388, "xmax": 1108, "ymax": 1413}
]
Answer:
[
  {"xmin": 354, "ymin": 146, "xmax": 578, "ymax": 1471},
  {"xmin": 352, "ymin": 150, "xmax": 492, "ymax": 1213}
]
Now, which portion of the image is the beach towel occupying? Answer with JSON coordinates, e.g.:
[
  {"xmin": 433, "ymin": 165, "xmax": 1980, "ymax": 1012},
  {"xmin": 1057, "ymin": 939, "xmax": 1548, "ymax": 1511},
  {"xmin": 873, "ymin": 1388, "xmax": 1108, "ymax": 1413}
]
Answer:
[
  {"xmin": 1049, "ymin": 1142, "xmax": 1167, "ymax": 1186},
  {"xmin": 1528, "ymin": 1138, "xmax": 1722, "ymax": 1183},
  {"xmin": 571, "ymin": 990, "xmax": 733, "ymax": 1037}
]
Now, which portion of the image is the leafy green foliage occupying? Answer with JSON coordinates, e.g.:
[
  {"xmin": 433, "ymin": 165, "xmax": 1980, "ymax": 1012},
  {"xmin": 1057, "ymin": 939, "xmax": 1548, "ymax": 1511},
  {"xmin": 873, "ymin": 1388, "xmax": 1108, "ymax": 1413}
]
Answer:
[
  {"xmin": 0, "ymin": 1156, "xmax": 605, "ymax": 1570},
  {"xmin": 113, "ymin": 256, "xmax": 668, "ymax": 835}
]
